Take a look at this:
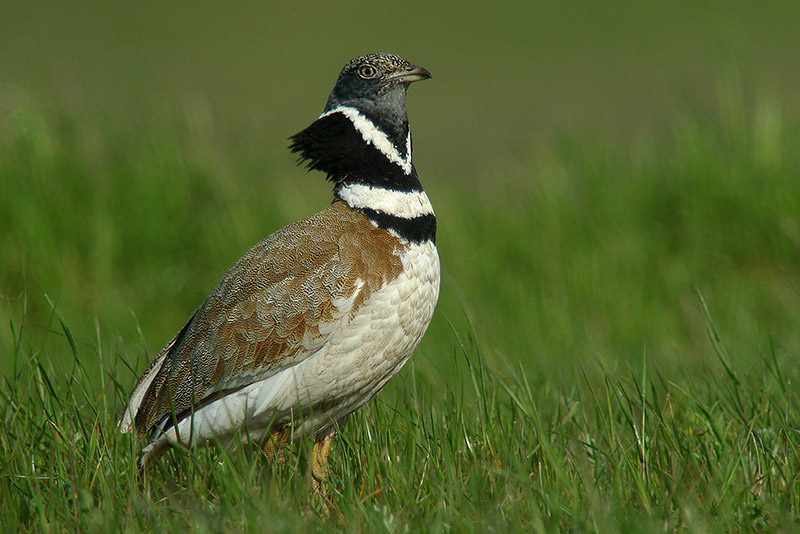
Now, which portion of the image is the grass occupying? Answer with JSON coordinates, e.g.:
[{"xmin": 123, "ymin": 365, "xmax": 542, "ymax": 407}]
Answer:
[{"xmin": 2, "ymin": 82, "xmax": 800, "ymax": 531}]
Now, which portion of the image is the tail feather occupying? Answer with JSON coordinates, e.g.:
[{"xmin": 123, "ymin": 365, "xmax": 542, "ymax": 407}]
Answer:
[
  {"xmin": 118, "ymin": 351, "xmax": 169, "ymax": 434},
  {"xmin": 119, "ymin": 312, "xmax": 197, "ymax": 435}
]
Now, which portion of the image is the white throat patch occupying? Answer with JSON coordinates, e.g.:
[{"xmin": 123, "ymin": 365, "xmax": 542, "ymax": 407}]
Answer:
[
  {"xmin": 338, "ymin": 183, "xmax": 434, "ymax": 219},
  {"xmin": 321, "ymin": 106, "xmax": 413, "ymax": 175}
]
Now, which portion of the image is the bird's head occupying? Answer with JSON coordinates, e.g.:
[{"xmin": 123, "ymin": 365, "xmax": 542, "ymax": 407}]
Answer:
[
  {"xmin": 290, "ymin": 53, "xmax": 431, "ymax": 188},
  {"xmin": 324, "ymin": 53, "xmax": 431, "ymax": 117}
]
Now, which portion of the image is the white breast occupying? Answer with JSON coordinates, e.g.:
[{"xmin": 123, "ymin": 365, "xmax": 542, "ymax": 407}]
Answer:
[
  {"xmin": 140, "ymin": 239, "xmax": 440, "ymax": 459},
  {"xmin": 298, "ymin": 239, "xmax": 441, "ymax": 420}
]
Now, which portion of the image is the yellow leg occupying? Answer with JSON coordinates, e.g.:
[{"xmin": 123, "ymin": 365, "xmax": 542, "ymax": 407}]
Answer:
[
  {"xmin": 262, "ymin": 427, "xmax": 291, "ymax": 465},
  {"xmin": 310, "ymin": 432, "xmax": 334, "ymax": 499}
]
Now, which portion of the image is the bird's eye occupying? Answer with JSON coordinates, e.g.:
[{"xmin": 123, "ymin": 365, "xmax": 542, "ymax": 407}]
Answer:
[{"xmin": 358, "ymin": 65, "xmax": 378, "ymax": 79}]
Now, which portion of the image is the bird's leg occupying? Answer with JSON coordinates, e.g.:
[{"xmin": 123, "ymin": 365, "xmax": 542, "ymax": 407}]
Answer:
[
  {"xmin": 262, "ymin": 427, "xmax": 291, "ymax": 465},
  {"xmin": 310, "ymin": 431, "xmax": 334, "ymax": 499}
]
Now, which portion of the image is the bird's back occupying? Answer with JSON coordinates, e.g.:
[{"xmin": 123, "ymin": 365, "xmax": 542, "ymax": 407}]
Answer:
[{"xmin": 120, "ymin": 200, "xmax": 438, "ymax": 459}]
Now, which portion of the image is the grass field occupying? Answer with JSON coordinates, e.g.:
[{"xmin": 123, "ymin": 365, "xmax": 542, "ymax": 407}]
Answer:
[{"xmin": 2, "ymin": 79, "xmax": 800, "ymax": 532}]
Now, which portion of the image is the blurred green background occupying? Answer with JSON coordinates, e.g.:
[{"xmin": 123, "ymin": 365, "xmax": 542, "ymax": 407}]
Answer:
[
  {"xmin": 2, "ymin": 1, "xmax": 800, "ymax": 384},
  {"xmin": 3, "ymin": 1, "xmax": 800, "ymax": 177}
]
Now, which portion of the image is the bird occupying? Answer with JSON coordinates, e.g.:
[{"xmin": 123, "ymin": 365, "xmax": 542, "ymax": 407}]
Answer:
[{"xmin": 118, "ymin": 53, "xmax": 439, "ymax": 498}]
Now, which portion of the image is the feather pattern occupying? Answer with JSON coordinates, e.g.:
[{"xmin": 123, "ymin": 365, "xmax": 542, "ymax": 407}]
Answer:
[{"xmin": 120, "ymin": 200, "xmax": 406, "ymax": 441}]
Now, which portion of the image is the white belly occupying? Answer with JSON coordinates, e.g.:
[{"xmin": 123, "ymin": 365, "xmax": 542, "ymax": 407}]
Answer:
[{"xmin": 142, "ymin": 240, "xmax": 440, "ymax": 458}]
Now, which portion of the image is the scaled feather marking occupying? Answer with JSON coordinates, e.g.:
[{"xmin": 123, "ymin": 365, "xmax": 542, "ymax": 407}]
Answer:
[
  {"xmin": 137, "ymin": 238, "xmax": 439, "ymax": 463},
  {"xmin": 128, "ymin": 202, "xmax": 406, "ymax": 441}
]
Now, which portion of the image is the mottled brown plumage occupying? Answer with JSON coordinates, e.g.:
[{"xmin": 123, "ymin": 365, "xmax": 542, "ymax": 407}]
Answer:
[{"xmin": 129, "ymin": 200, "xmax": 405, "ymax": 438}]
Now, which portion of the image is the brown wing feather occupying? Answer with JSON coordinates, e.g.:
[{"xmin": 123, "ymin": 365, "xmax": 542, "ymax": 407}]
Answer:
[{"xmin": 132, "ymin": 201, "xmax": 404, "ymax": 438}]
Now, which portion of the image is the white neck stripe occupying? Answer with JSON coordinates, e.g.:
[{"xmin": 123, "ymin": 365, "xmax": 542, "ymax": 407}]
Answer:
[
  {"xmin": 320, "ymin": 106, "xmax": 413, "ymax": 175},
  {"xmin": 338, "ymin": 183, "xmax": 434, "ymax": 219}
]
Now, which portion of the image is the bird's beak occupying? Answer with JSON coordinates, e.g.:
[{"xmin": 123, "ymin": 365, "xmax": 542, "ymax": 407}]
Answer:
[{"xmin": 387, "ymin": 64, "xmax": 432, "ymax": 84}]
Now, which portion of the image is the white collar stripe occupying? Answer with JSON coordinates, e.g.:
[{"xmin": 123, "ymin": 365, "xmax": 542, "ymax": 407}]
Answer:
[
  {"xmin": 320, "ymin": 106, "xmax": 413, "ymax": 175},
  {"xmin": 338, "ymin": 183, "xmax": 434, "ymax": 219}
]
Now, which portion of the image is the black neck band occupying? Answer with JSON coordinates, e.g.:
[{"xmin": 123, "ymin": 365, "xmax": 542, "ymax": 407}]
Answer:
[
  {"xmin": 357, "ymin": 208, "xmax": 436, "ymax": 244},
  {"xmin": 290, "ymin": 112, "xmax": 422, "ymax": 191}
]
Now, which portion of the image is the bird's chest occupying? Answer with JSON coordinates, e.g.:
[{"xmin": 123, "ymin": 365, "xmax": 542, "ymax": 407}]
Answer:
[{"xmin": 315, "ymin": 239, "xmax": 440, "ymax": 406}]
